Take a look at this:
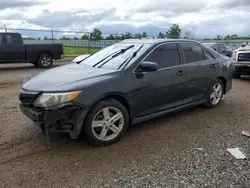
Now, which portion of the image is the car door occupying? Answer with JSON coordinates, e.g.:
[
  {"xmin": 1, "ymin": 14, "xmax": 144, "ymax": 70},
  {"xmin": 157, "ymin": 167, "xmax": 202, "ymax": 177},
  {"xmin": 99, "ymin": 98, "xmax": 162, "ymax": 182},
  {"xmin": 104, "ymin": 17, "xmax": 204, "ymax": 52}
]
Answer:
[
  {"xmin": 179, "ymin": 42, "xmax": 219, "ymax": 104},
  {"xmin": 1, "ymin": 33, "xmax": 25, "ymax": 62},
  {"xmin": 131, "ymin": 42, "xmax": 189, "ymax": 118}
]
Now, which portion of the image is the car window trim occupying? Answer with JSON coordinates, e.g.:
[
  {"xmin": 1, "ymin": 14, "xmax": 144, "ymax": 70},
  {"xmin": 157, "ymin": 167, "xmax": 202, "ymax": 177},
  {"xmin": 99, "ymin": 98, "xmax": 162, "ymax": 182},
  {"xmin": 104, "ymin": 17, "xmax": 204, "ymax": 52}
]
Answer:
[{"xmin": 132, "ymin": 42, "xmax": 182, "ymax": 73}]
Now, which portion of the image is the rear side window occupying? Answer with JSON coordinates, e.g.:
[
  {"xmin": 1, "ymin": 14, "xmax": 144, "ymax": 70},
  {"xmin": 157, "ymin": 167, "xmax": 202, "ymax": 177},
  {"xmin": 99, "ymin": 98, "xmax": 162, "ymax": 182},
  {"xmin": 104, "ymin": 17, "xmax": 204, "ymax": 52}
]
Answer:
[
  {"xmin": 181, "ymin": 43, "xmax": 205, "ymax": 63},
  {"xmin": 0, "ymin": 34, "xmax": 2, "ymax": 44},
  {"xmin": 218, "ymin": 44, "xmax": 226, "ymax": 52},
  {"xmin": 145, "ymin": 43, "xmax": 180, "ymax": 68},
  {"xmin": 5, "ymin": 34, "xmax": 22, "ymax": 44}
]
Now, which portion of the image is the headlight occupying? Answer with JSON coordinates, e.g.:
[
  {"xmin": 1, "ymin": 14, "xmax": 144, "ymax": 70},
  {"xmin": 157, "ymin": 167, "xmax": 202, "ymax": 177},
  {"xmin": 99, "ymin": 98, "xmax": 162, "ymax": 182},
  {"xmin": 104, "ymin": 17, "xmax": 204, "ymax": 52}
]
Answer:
[{"xmin": 33, "ymin": 91, "xmax": 81, "ymax": 108}]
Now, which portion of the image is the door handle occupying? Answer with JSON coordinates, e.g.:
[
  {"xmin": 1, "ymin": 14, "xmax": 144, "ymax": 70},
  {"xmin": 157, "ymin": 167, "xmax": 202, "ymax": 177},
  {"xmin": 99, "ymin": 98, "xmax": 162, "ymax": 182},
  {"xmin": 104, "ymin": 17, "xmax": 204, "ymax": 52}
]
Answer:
[
  {"xmin": 210, "ymin": 64, "xmax": 216, "ymax": 69},
  {"xmin": 176, "ymin": 70, "xmax": 184, "ymax": 76}
]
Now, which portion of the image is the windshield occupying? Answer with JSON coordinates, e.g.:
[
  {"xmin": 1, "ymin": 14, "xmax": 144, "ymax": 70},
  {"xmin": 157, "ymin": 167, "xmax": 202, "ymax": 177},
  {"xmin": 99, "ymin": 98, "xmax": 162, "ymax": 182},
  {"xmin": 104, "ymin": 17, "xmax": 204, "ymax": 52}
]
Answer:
[{"xmin": 79, "ymin": 43, "xmax": 147, "ymax": 70}]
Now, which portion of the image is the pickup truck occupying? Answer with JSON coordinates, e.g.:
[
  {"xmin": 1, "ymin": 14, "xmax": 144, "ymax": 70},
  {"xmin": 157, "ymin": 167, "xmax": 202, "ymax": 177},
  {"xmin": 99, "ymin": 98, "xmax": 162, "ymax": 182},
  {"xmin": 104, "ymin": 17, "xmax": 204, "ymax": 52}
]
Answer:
[
  {"xmin": 232, "ymin": 44, "xmax": 250, "ymax": 78},
  {"xmin": 203, "ymin": 43, "xmax": 233, "ymax": 57},
  {"xmin": 0, "ymin": 32, "xmax": 64, "ymax": 68}
]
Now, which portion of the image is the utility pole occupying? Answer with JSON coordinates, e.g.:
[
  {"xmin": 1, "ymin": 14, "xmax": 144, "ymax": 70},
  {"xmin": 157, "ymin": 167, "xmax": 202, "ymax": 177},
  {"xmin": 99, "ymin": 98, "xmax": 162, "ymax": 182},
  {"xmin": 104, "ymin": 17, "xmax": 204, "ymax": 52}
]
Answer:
[
  {"xmin": 4, "ymin": 24, "xmax": 7, "ymax": 32},
  {"xmin": 51, "ymin": 27, "xmax": 54, "ymax": 43}
]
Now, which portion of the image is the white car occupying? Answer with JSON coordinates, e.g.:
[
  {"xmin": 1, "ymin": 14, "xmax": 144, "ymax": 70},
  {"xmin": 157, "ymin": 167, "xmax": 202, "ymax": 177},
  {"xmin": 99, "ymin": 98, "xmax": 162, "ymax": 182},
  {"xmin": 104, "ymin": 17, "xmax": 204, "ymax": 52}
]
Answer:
[{"xmin": 231, "ymin": 44, "xmax": 250, "ymax": 78}]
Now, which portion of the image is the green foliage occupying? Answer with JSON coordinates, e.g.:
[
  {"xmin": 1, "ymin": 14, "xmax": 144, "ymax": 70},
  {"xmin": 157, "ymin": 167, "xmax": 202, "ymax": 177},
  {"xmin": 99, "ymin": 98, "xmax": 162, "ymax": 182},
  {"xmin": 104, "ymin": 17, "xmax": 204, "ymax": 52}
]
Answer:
[
  {"xmin": 60, "ymin": 36, "xmax": 71, "ymax": 40},
  {"xmin": 64, "ymin": 46, "xmax": 100, "ymax": 56},
  {"xmin": 166, "ymin": 24, "xmax": 181, "ymax": 39},
  {"xmin": 216, "ymin": 35, "xmax": 223, "ymax": 40},
  {"xmin": 90, "ymin": 28, "xmax": 102, "ymax": 40},
  {"xmin": 142, "ymin": 32, "xmax": 147, "ymax": 38},
  {"xmin": 81, "ymin": 34, "xmax": 89, "ymax": 40},
  {"xmin": 23, "ymin": 37, "xmax": 36, "ymax": 40},
  {"xmin": 105, "ymin": 34, "xmax": 115, "ymax": 40},
  {"xmin": 157, "ymin": 32, "xmax": 165, "ymax": 39},
  {"xmin": 134, "ymin": 33, "xmax": 142, "ymax": 39}
]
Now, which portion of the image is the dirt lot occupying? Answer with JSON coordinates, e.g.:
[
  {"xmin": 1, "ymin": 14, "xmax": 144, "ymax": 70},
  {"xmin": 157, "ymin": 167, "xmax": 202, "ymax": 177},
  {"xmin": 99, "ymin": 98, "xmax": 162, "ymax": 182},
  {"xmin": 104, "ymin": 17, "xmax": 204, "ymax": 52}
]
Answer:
[{"xmin": 0, "ymin": 62, "xmax": 250, "ymax": 188}]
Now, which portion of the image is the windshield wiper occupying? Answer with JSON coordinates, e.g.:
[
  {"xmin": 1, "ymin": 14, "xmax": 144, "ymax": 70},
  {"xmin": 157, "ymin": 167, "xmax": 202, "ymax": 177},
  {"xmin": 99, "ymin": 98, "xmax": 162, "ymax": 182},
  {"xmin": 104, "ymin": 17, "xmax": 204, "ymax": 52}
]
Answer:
[
  {"xmin": 93, "ymin": 45, "xmax": 135, "ymax": 67},
  {"xmin": 118, "ymin": 45, "xmax": 144, "ymax": 70}
]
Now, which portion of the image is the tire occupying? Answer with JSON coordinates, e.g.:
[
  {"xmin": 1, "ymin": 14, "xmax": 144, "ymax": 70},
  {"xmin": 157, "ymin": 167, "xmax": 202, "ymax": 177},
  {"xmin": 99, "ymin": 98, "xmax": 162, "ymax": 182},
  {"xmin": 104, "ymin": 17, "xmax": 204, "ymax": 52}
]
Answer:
[
  {"xmin": 204, "ymin": 79, "xmax": 224, "ymax": 108},
  {"xmin": 233, "ymin": 73, "xmax": 241, "ymax": 78},
  {"xmin": 83, "ymin": 99, "xmax": 129, "ymax": 147},
  {"xmin": 36, "ymin": 54, "xmax": 53, "ymax": 68}
]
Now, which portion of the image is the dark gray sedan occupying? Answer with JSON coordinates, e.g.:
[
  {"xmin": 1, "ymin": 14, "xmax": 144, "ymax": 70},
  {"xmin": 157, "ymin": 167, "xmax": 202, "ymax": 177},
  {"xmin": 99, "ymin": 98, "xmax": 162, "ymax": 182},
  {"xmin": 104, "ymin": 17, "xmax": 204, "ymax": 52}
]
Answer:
[{"xmin": 19, "ymin": 39, "xmax": 233, "ymax": 146}]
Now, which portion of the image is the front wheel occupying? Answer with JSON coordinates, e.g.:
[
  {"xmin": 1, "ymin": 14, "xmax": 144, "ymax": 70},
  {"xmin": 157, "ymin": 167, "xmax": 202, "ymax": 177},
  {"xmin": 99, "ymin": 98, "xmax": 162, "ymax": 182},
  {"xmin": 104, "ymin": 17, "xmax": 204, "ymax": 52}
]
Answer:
[
  {"xmin": 83, "ymin": 99, "xmax": 129, "ymax": 146},
  {"xmin": 204, "ymin": 79, "xmax": 224, "ymax": 108}
]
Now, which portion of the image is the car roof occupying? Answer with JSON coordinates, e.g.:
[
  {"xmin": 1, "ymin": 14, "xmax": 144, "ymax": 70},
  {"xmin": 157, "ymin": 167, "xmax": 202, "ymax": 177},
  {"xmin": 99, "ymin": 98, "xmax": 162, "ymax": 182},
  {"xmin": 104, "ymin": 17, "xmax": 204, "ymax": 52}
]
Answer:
[
  {"xmin": 120, "ymin": 38, "xmax": 202, "ymax": 45},
  {"xmin": 0, "ymin": 32, "xmax": 20, "ymax": 35},
  {"xmin": 203, "ymin": 43, "xmax": 216, "ymax": 45}
]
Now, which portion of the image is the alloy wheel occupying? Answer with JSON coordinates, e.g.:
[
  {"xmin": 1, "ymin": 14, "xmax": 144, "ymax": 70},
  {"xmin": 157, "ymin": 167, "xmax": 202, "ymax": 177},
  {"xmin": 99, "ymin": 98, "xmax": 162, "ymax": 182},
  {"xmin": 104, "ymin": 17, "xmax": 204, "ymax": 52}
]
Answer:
[
  {"xmin": 210, "ymin": 83, "xmax": 223, "ymax": 105},
  {"xmin": 91, "ymin": 107, "xmax": 124, "ymax": 141}
]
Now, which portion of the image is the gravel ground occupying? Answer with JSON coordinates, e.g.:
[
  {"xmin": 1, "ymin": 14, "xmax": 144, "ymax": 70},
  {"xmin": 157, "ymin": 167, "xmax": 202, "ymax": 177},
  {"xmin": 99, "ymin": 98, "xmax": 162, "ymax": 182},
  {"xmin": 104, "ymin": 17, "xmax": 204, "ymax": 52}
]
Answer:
[{"xmin": 0, "ymin": 63, "xmax": 250, "ymax": 188}]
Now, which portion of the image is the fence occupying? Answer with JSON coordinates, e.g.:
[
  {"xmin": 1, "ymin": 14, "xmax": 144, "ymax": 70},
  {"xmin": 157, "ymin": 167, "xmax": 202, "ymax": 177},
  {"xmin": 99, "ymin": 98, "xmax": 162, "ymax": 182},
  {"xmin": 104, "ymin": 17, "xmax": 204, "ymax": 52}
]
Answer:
[
  {"xmin": 23, "ymin": 39, "xmax": 247, "ymax": 50},
  {"xmin": 1, "ymin": 27, "xmax": 249, "ymax": 50},
  {"xmin": 23, "ymin": 39, "xmax": 121, "ymax": 49}
]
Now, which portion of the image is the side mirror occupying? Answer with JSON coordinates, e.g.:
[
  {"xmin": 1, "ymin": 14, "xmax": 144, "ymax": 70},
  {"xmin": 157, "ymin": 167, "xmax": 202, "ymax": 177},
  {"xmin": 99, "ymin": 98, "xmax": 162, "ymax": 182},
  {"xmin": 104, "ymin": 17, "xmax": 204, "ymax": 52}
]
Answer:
[
  {"xmin": 140, "ymin": 61, "xmax": 159, "ymax": 72},
  {"xmin": 72, "ymin": 54, "xmax": 91, "ymax": 64}
]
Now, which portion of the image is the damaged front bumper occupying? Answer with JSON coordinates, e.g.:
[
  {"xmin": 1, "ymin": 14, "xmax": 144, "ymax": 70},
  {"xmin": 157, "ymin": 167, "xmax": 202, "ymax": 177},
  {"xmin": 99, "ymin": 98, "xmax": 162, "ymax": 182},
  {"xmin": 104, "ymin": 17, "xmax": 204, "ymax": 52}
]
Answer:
[{"xmin": 19, "ymin": 103, "xmax": 89, "ymax": 139}]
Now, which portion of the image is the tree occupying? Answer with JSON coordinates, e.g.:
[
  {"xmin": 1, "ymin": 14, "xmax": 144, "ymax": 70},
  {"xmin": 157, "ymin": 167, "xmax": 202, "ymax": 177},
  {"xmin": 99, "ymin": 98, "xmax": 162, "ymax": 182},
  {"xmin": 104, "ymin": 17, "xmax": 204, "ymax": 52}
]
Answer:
[
  {"xmin": 231, "ymin": 34, "xmax": 238, "ymax": 39},
  {"xmin": 124, "ymin": 32, "xmax": 132, "ymax": 39},
  {"xmin": 224, "ymin": 35, "xmax": 230, "ymax": 40},
  {"xmin": 60, "ymin": 36, "xmax": 71, "ymax": 40},
  {"xmin": 216, "ymin": 35, "xmax": 223, "ymax": 40},
  {"xmin": 166, "ymin": 24, "xmax": 181, "ymax": 39},
  {"xmin": 134, "ymin": 33, "xmax": 142, "ymax": 39},
  {"xmin": 105, "ymin": 34, "xmax": 115, "ymax": 40},
  {"xmin": 157, "ymin": 32, "xmax": 165, "ymax": 38},
  {"xmin": 43, "ymin": 36, "xmax": 48, "ymax": 40},
  {"xmin": 142, "ymin": 32, "xmax": 147, "ymax": 38},
  {"xmin": 37, "ymin": 37, "xmax": 41, "ymax": 40},
  {"xmin": 183, "ymin": 30, "xmax": 195, "ymax": 39},
  {"xmin": 23, "ymin": 37, "xmax": 36, "ymax": 40},
  {"xmin": 73, "ymin": 37, "xmax": 78, "ymax": 40},
  {"xmin": 90, "ymin": 28, "xmax": 102, "ymax": 40},
  {"xmin": 81, "ymin": 34, "xmax": 89, "ymax": 40}
]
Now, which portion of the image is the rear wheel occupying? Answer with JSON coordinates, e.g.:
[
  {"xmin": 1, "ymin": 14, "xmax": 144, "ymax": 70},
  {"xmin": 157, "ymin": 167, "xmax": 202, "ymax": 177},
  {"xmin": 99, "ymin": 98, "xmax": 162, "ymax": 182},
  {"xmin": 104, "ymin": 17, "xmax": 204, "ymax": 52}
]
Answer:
[
  {"xmin": 204, "ymin": 79, "xmax": 224, "ymax": 108},
  {"xmin": 83, "ymin": 99, "xmax": 129, "ymax": 146},
  {"xmin": 233, "ymin": 73, "xmax": 241, "ymax": 78},
  {"xmin": 36, "ymin": 54, "xmax": 53, "ymax": 68}
]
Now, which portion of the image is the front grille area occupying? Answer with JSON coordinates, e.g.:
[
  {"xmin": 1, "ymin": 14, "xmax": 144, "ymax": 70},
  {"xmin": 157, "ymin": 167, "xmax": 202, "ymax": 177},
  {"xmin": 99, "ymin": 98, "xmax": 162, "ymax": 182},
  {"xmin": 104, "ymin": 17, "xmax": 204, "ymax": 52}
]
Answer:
[
  {"xmin": 238, "ymin": 53, "xmax": 250, "ymax": 61},
  {"xmin": 19, "ymin": 90, "xmax": 39, "ymax": 106}
]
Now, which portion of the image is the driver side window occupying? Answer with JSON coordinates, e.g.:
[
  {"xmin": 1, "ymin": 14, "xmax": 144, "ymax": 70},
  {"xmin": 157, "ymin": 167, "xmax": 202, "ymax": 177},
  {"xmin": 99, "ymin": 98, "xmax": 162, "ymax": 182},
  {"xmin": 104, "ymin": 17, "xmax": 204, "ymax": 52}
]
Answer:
[{"xmin": 144, "ymin": 43, "xmax": 180, "ymax": 69}]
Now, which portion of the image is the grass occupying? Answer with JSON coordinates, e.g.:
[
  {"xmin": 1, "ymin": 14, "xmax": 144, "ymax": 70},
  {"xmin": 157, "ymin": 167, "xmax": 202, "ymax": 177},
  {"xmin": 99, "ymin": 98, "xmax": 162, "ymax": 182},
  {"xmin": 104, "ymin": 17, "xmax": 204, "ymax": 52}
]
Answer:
[{"xmin": 64, "ymin": 46, "xmax": 100, "ymax": 57}]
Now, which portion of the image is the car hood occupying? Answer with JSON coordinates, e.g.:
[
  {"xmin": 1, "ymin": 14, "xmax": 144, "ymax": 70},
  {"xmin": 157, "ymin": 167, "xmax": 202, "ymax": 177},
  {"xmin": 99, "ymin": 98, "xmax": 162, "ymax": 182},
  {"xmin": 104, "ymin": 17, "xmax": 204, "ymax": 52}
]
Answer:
[
  {"xmin": 22, "ymin": 63, "xmax": 119, "ymax": 92},
  {"xmin": 235, "ymin": 46, "xmax": 250, "ymax": 52}
]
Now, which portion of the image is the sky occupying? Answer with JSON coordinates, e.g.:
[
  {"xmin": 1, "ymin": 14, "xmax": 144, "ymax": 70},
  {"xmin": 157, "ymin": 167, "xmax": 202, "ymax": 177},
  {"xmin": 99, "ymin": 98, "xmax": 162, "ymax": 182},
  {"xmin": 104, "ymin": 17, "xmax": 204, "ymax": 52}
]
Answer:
[{"xmin": 0, "ymin": 0, "xmax": 250, "ymax": 38}]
